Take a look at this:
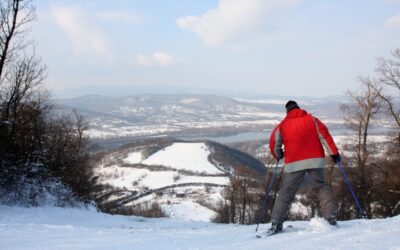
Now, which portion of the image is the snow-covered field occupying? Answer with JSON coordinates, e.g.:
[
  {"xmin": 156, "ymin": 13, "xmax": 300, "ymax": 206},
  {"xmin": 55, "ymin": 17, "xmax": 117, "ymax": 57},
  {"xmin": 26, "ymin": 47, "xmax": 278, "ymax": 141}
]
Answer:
[
  {"xmin": 1, "ymin": 205, "xmax": 399, "ymax": 250},
  {"xmin": 96, "ymin": 164, "xmax": 229, "ymax": 191},
  {"xmin": 161, "ymin": 201, "xmax": 218, "ymax": 222},
  {"xmin": 142, "ymin": 143, "xmax": 224, "ymax": 175},
  {"xmin": 94, "ymin": 142, "xmax": 230, "ymax": 220},
  {"xmin": 95, "ymin": 142, "xmax": 229, "ymax": 191}
]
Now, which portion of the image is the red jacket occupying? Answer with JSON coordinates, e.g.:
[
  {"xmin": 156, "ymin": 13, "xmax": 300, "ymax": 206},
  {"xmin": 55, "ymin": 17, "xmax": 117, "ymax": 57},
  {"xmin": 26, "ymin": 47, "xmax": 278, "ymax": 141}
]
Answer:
[{"xmin": 269, "ymin": 109, "xmax": 338, "ymax": 173}]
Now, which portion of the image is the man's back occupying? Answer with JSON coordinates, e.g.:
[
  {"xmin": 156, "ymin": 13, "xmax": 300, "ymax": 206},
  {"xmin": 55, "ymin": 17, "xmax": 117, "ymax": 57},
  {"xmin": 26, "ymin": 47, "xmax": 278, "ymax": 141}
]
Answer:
[
  {"xmin": 269, "ymin": 107, "xmax": 338, "ymax": 173},
  {"xmin": 265, "ymin": 101, "xmax": 340, "ymax": 234},
  {"xmin": 279, "ymin": 109, "xmax": 325, "ymax": 164}
]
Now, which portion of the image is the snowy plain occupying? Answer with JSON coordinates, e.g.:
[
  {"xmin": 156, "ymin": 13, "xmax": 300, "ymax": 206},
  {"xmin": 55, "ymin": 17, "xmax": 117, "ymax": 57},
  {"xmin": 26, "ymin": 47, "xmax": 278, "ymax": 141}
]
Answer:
[{"xmin": 0, "ymin": 205, "xmax": 399, "ymax": 250}]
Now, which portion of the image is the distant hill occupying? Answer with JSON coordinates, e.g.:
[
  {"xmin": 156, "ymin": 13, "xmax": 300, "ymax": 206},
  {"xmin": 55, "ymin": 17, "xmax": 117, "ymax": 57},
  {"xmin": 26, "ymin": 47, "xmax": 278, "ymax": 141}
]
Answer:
[
  {"xmin": 57, "ymin": 94, "xmax": 345, "ymax": 139},
  {"xmin": 92, "ymin": 138, "xmax": 265, "ymax": 220}
]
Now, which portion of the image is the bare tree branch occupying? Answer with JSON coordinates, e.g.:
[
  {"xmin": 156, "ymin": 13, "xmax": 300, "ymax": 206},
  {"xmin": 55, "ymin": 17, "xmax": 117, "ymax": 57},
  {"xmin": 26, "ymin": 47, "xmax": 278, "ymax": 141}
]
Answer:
[{"xmin": 0, "ymin": 0, "xmax": 36, "ymax": 81}]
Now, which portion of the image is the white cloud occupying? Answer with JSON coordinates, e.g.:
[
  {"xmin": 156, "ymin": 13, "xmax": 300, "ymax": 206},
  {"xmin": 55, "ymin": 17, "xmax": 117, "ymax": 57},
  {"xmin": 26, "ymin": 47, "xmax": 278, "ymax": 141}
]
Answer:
[
  {"xmin": 51, "ymin": 4, "xmax": 112, "ymax": 60},
  {"xmin": 97, "ymin": 10, "xmax": 142, "ymax": 24},
  {"xmin": 136, "ymin": 52, "xmax": 178, "ymax": 66},
  {"xmin": 136, "ymin": 54, "xmax": 152, "ymax": 66},
  {"xmin": 153, "ymin": 52, "xmax": 177, "ymax": 65},
  {"xmin": 386, "ymin": 14, "xmax": 400, "ymax": 28},
  {"xmin": 176, "ymin": 0, "xmax": 302, "ymax": 46}
]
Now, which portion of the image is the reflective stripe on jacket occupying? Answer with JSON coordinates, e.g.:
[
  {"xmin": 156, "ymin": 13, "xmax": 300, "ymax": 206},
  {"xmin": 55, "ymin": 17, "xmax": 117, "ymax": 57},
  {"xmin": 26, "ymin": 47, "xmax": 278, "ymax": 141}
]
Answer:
[{"xmin": 269, "ymin": 109, "xmax": 338, "ymax": 173}]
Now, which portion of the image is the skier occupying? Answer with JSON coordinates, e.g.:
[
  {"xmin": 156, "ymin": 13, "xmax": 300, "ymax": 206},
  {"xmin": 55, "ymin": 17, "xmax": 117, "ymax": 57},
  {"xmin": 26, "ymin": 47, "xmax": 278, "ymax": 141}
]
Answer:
[{"xmin": 267, "ymin": 100, "xmax": 341, "ymax": 235}]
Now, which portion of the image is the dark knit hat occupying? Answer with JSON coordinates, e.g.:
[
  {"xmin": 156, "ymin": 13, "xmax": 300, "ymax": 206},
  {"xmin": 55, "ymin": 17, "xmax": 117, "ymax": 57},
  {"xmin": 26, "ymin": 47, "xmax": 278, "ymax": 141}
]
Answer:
[{"xmin": 285, "ymin": 100, "xmax": 300, "ymax": 113}]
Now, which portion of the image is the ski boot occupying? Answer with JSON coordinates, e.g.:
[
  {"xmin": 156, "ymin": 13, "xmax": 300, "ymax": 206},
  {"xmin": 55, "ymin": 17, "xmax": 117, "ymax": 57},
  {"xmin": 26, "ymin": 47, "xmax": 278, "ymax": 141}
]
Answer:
[
  {"xmin": 326, "ymin": 216, "xmax": 338, "ymax": 226},
  {"xmin": 266, "ymin": 221, "xmax": 283, "ymax": 236}
]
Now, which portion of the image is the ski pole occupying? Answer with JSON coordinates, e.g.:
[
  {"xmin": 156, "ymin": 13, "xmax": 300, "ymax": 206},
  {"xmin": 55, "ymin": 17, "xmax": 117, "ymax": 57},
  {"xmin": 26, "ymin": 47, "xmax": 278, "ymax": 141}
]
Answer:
[
  {"xmin": 255, "ymin": 160, "xmax": 280, "ymax": 232},
  {"xmin": 269, "ymin": 163, "xmax": 286, "ymax": 219},
  {"xmin": 336, "ymin": 161, "xmax": 367, "ymax": 219}
]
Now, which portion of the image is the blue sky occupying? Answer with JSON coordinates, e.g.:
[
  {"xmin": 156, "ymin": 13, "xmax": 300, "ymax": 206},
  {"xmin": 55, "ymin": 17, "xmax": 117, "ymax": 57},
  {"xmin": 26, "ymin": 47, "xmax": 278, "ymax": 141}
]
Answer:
[{"xmin": 32, "ymin": 0, "xmax": 400, "ymax": 98}]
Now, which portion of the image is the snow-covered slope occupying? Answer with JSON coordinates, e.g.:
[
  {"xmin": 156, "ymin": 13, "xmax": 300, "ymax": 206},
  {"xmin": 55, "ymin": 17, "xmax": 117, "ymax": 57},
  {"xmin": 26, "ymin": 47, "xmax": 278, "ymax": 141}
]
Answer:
[
  {"xmin": 141, "ymin": 143, "xmax": 224, "ymax": 175},
  {"xmin": 95, "ymin": 142, "xmax": 230, "ymax": 191},
  {"xmin": 93, "ymin": 140, "xmax": 265, "ymax": 221},
  {"xmin": 1, "ymin": 205, "xmax": 399, "ymax": 250}
]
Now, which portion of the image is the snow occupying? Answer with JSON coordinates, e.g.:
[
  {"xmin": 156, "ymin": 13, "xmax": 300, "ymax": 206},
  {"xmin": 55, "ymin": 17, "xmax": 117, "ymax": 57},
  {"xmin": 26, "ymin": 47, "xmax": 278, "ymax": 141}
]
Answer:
[
  {"xmin": 95, "ymin": 164, "xmax": 229, "ymax": 190},
  {"xmin": 137, "ymin": 171, "xmax": 177, "ymax": 189},
  {"xmin": 142, "ymin": 143, "xmax": 224, "ymax": 174},
  {"xmin": 308, "ymin": 217, "xmax": 331, "ymax": 233},
  {"xmin": 93, "ymin": 142, "xmax": 229, "ymax": 221},
  {"xmin": 95, "ymin": 165, "xmax": 149, "ymax": 190},
  {"xmin": 180, "ymin": 98, "xmax": 199, "ymax": 104},
  {"xmin": 84, "ymin": 117, "xmax": 285, "ymax": 139},
  {"xmin": 122, "ymin": 152, "xmax": 143, "ymax": 164},
  {"xmin": 177, "ymin": 175, "xmax": 228, "ymax": 186},
  {"xmin": 290, "ymin": 198, "xmax": 311, "ymax": 217},
  {"xmin": 333, "ymin": 135, "xmax": 391, "ymax": 147},
  {"xmin": 161, "ymin": 201, "xmax": 217, "ymax": 222},
  {"xmin": 233, "ymin": 98, "xmax": 318, "ymax": 106},
  {"xmin": 234, "ymin": 98, "xmax": 287, "ymax": 105},
  {"xmin": 1, "ymin": 205, "xmax": 399, "ymax": 250},
  {"xmin": 136, "ymin": 171, "xmax": 228, "ymax": 189}
]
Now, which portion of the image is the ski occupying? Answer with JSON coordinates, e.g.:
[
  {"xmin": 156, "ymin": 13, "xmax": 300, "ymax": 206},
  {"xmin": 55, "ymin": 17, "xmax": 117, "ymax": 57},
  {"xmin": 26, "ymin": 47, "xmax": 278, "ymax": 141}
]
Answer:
[{"xmin": 255, "ymin": 225, "xmax": 293, "ymax": 238}]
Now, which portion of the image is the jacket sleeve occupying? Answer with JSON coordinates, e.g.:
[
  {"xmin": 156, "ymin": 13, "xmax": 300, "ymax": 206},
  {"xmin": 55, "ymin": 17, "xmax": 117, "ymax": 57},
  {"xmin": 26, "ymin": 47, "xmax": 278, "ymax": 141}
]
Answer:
[
  {"xmin": 269, "ymin": 124, "xmax": 283, "ymax": 160},
  {"xmin": 314, "ymin": 117, "xmax": 338, "ymax": 155}
]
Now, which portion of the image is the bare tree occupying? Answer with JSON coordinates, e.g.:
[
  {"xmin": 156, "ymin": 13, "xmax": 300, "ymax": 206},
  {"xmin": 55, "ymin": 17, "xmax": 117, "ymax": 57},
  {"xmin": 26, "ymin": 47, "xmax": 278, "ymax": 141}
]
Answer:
[
  {"xmin": 0, "ymin": 0, "xmax": 46, "ymax": 165},
  {"xmin": 341, "ymin": 79, "xmax": 381, "ymax": 217},
  {"xmin": 213, "ymin": 166, "xmax": 265, "ymax": 225},
  {"xmin": 0, "ymin": 0, "xmax": 93, "ymax": 205},
  {"xmin": 0, "ymin": 0, "xmax": 36, "ymax": 81},
  {"xmin": 1, "ymin": 51, "xmax": 46, "ymax": 129},
  {"xmin": 372, "ymin": 49, "xmax": 400, "ymax": 147},
  {"xmin": 366, "ymin": 48, "xmax": 400, "ymax": 217}
]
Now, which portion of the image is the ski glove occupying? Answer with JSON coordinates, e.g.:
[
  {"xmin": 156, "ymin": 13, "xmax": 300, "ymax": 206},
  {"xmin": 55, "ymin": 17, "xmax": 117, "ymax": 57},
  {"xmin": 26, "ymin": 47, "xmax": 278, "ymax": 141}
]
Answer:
[{"xmin": 331, "ymin": 153, "xmax": 341, "ymax": 163}]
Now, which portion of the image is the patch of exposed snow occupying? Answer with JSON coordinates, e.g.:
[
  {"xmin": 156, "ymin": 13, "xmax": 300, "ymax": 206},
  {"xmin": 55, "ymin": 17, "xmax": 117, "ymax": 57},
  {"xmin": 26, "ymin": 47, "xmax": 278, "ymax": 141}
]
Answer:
[
  {"xmin": 333, "ymin": 135, "xmax": 390, "ymax": 146},
  {"xmin": 142, "ymin": 143, "xmax": 224, "ymax": 175},
  {"xmin": 125, "ymin": 194, "xmax": 157, "ymax": 206},
  {"xmin": 122, "ymin": 152, "xmax": 143, "ymax": 164},
  {"xmin": 290, "ymin": 200, "xmax": 311, "ymax": 217},
  {"xmin": 180, "ymin": 98, "xmax": 199, "ymax": 104},
  {"xmin": 234, "ymin": 98, "xmax": 287, "ymax": 105},
  {"xmin": 161, "ymin": 201, "xmax": 217, "ymax": 222},
  {"xmin": 95, "ymin": 165, "xmax": 149, "ymax": 190},
  {"xmin": 138, "ymin": 171, "xmax": 229, "ymax": 189},
  {"xmin": 309, "ymin": 217, "xmax": 332, "ymax": 233}
]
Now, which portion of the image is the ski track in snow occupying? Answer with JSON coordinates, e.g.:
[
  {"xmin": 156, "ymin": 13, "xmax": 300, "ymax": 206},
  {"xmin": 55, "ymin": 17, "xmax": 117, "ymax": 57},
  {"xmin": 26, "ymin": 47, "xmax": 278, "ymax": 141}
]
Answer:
[{"xmin": 0, "ymin": 206, "xmax": 399, "ymax": 250}]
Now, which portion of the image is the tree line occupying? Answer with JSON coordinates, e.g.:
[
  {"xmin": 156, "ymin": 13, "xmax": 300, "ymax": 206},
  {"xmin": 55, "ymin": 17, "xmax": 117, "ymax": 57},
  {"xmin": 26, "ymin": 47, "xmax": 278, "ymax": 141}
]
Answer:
[
  {"xmin": 337, "ymin": 48, "xmax": 400, "ymax": 219},
  {"xmin": 0, "ymin": 0, "xmax": 93, "ymax": 206}
]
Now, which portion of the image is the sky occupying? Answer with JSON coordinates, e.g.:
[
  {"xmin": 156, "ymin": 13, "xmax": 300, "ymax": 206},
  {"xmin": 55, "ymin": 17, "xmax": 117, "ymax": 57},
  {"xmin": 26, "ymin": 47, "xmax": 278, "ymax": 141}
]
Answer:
[{"xmin": 31, "ymin": 0, "xmax": 400, "ymax": 98}]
